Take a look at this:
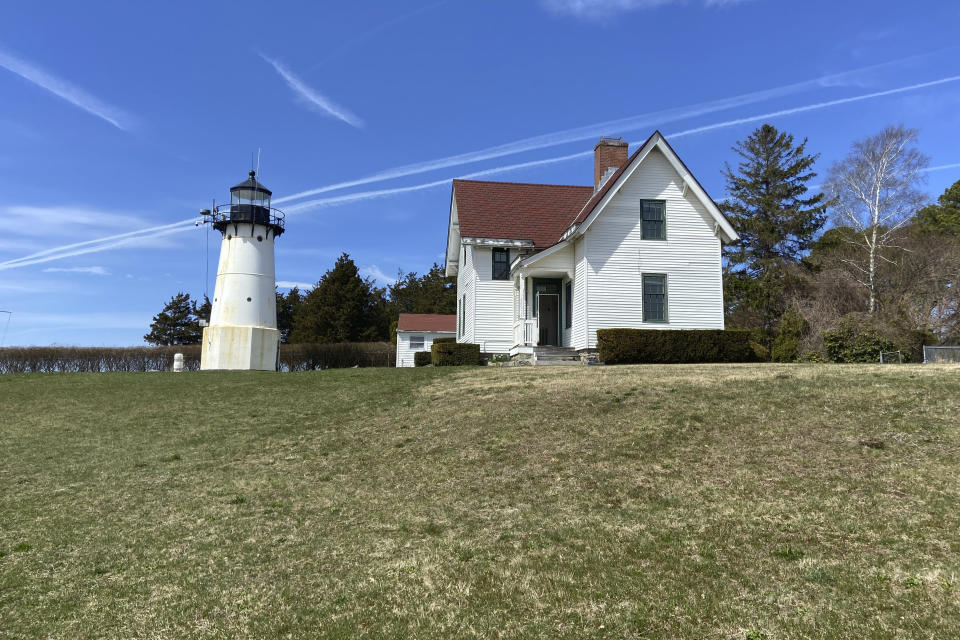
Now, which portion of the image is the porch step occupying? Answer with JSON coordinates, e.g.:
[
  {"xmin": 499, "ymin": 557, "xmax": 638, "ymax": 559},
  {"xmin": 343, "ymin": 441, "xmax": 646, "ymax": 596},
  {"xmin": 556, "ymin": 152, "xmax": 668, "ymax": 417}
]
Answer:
[{"xmin": 532, "ymin": 346, "xmax": 581, "ymax": 366}]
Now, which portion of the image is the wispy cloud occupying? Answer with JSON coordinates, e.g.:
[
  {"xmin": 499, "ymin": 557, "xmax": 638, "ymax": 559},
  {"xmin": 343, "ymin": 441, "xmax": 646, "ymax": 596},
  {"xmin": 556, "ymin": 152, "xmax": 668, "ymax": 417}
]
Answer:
[
  {"xmin": 276, "ymin": 280, "xmax": 314, "ymax": 290},
  {"xmin": 541, "ymin": 0, "xmax": 752, "ymax": 19},
  {"xmin": 0, "ymin": 47, "xmax": 134, "ymax": 131},
  {"xmin": 42, "ymin": 266, "xmax": 110, "ymax": 276},
  {"xmin": 4, "ymin": 206, "xmax": 151, "ymax": 238},
  {"xmin": 359, "ymin": 265, "xmax": 397, "ymax": 285},
  {"xmin": 260, "ymin": 54, "xmax": 364, "ymax": 128},
  {"xmin": 275, "ymin": 54, "xmax": 938, "ymax": 205}
]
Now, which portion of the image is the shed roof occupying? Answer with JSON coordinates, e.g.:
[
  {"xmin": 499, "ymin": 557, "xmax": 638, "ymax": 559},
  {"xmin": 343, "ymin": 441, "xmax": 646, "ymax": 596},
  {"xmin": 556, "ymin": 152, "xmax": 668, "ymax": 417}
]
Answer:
[{"xmin": 396, "ymin": 313, "xmax": 457, "ymax": 332}]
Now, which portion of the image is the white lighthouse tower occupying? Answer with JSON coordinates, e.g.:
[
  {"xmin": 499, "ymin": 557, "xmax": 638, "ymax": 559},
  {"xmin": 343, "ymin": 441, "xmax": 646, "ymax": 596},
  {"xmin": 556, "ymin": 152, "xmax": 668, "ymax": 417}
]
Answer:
[{"xmin": 200, "ymin": 170, "xmax": 285, "ymax": 371}]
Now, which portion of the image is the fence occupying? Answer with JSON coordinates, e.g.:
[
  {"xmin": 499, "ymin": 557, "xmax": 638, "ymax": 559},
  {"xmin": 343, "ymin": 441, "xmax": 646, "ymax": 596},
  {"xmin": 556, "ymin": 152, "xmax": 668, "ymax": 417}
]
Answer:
[
  {"xmin": 923, "ymin": 346, "xmax": 960, "ymax": 364},
  {"xmin": 0, "ymin": 342, "xmax": 396, "ymax": 374}
]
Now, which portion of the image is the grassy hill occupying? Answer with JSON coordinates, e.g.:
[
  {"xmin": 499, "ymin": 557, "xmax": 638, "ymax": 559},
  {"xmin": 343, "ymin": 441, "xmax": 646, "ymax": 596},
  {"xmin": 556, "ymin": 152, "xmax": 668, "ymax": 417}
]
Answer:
[{"xmin": 1, "ymin": 364, "xmax": 958, "ymax": 639}]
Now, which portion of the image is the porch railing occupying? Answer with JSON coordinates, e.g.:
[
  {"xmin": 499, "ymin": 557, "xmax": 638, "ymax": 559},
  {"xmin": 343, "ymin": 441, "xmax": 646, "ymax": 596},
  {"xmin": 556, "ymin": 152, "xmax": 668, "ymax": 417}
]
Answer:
[{"xmin": 513, "ymin": 318, "xmax": 538, "ymax": 347}]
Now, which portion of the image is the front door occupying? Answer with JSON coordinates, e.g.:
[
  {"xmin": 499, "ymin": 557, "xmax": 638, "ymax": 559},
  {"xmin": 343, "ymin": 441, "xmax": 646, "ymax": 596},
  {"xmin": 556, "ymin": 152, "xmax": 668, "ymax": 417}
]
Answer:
[{"xmin": 538, "ymin": 293, "xmax": 559, "ymax": 346}]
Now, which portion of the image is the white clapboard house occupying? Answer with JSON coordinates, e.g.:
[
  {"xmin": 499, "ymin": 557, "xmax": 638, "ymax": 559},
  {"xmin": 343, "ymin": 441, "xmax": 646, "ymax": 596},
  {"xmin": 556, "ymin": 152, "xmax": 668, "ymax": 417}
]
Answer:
[
  {"xmin": 444, "ymin": 132, "xmax": 739, "ymax": 360},
  {"xmin": 395, "ymin": 313, "xmax": 457, "ymax": 367}
]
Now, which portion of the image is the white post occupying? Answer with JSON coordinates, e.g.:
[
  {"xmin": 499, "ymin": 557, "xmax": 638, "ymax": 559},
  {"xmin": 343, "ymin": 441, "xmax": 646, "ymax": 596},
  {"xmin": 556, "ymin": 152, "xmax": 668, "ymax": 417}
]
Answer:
[{"xmin": 172, "ymin": 352, "xmax": 184, "ymax": 372}]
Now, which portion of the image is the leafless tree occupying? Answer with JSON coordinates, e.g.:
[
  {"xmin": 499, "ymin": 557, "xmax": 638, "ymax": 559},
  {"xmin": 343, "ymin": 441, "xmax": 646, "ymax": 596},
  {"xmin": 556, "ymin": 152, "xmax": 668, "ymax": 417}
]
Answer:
[{"xmin": 824, "ymin": 125, "xmax": 929, "ymax": 313}]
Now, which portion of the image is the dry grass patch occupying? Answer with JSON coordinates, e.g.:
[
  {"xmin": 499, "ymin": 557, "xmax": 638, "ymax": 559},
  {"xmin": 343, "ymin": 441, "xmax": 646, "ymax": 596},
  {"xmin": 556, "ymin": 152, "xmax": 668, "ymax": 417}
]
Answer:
[{"xmin": 0, "ymin": 364, "xmax": 958, "ymax": 638}]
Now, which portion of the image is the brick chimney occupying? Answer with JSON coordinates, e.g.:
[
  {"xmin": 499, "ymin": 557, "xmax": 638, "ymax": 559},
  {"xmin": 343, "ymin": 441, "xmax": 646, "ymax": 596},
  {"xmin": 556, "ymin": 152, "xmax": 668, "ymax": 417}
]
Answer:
[{"xmin": 594, "ymin": 137, "xmax": 628, "ymax": 190}]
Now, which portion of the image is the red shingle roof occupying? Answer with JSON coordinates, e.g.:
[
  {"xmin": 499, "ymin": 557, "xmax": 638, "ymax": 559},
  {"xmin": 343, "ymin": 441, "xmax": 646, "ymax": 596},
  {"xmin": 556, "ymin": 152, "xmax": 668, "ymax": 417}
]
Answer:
[
  {"xmin": 396, "ymin": 313, "xmax": 456, "ymax": 332},
  {"xmin": 453, "ymin": 179, "xmax": 594, "ymax": 249}
]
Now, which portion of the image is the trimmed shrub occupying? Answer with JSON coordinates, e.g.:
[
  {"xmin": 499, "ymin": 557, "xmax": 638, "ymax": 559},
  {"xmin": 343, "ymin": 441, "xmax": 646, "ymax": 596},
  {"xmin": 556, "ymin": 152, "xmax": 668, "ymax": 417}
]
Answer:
[
  {"xmin": 0, "ymin": 342, "xmax": 398, "ymax": 374},
  {"xmin": 431, "ymin": 341, "xmax": 480, "ymax": 366},
  {"xmin": 279, "ymin": 342, "xmax": 395, "ymax": 370},
  {"xmin": 822, "ymin": 316, "xmax": 897, "ymax": 363},
  {"xmin": 414, "ymin": 351, "xmax": 432, "ymax": 367},
  {"xmin": 596, "ymin": 328, "xmax": 758, "ymax": 365},
  {"xmin": 432, "ymin": 337, "xmax": 456, "ymax": 345}
]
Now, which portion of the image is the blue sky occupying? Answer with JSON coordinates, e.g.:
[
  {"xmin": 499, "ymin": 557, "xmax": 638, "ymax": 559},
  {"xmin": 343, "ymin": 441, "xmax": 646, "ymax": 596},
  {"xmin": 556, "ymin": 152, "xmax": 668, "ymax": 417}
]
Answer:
[{"xmin": 1, "ymin": 0, "xmax": 958, "ymax": 346}]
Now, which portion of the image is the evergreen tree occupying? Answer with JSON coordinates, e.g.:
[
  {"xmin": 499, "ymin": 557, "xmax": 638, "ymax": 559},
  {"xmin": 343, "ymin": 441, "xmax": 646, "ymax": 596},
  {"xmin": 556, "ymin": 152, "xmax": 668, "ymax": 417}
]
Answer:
[
  {"xmin": 276, "ymin": 287, "xmax": 304, "ymax": 344},
  {"xmin": 721, "ymin": 124, "xmax": 827, "ymax": 340},
  {"xmin": 144, "ymin": 292, "xmax": 203, "ymax": 345},
  {"xmin": 915, "ymin": 178, "xmax": 960, "ymax": 239},
  {"xmin": 388, "ymin": 263, "xmax": 456, "ymax": 315},
  {"xmin": 288, "ymin": 254, "xmax": 388, "ymax": 343},
  {"xmin": 192, "ymin": 295, "xmax": 211, "ymax": 324}
]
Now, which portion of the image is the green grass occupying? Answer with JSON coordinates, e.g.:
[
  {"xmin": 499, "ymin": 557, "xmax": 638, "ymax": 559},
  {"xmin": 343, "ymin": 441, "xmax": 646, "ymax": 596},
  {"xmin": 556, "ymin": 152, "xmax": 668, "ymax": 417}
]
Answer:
[{"xmin": 1, "ymin": 364, "xmax": 958, "ymax": 639}]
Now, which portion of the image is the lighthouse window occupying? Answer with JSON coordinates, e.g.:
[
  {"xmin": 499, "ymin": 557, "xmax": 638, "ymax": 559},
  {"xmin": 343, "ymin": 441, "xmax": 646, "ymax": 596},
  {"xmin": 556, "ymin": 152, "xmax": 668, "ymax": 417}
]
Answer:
[
  {"xmin": 257, "ymin": 235, "xmax": 263, "ymax": 242},
  {"xmin": 246, "ymin": 297, "xmax": 252, "ymax": 302}
]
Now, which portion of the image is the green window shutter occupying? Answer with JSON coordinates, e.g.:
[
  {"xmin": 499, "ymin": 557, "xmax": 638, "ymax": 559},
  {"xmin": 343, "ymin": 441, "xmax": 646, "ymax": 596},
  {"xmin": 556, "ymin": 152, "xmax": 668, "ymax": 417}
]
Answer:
[
  {"xmin": 640, "ymin": 200, "xmax": 666, "ymax": 240},
  {"xmin": 642, "ymin": 274, "xmax": 667, "ymax": 322},
  {"xmin": 565, "ymin": 281, "xmax": 572, "ymax": 328}
]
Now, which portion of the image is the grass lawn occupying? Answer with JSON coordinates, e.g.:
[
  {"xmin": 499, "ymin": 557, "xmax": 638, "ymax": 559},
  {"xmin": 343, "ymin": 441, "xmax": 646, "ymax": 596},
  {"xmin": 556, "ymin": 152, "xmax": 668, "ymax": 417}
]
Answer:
[{"xmin": 1, "ymin": 364, "xmax": 958, "ymax": 639}]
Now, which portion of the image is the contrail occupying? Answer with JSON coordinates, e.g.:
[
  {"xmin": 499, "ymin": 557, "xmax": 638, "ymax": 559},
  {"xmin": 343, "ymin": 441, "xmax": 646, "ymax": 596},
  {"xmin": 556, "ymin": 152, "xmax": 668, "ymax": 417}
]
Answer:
[
  {"xmin": 0, "ymin": 218, "xmax": 196, "ymax": 267},
  {"xmin": 274, "ymin": 52, "xmax": 945, "ymax": 204},
  {"xmin": 0, "ymin": 47, "xmax": 133, "ymax": 131},
  {"xmin": 287, "ymin": 73, "xmax": 960, "ymax": 213},
  {"xmin": 261, "ymin": 54, "xmax": 364, "ymax": 128},
  {"xmin": 668, "ymin": 75, "xmax": 960, "ymax": 139},
  {"xmin": 925, "ymin": 162, "xmax": 960, "ymax": 173},
  {"xmin": 286, "ymin": 149, "xmax": 594, "ymax": 214},
  {"xmin": 0, "ymin": 225, "xmax": 195, "ymax": 271},
  {"xmin": 6, "ymin": 69, "xmax": 959, "ymax": 268}
]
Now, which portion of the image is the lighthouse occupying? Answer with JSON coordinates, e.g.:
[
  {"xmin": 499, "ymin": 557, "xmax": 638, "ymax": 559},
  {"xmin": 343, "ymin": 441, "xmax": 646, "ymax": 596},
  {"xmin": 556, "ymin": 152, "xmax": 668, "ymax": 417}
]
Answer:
[{"xmin": 200, "ymin": 170, "xmax": 285, "ymax": 371}]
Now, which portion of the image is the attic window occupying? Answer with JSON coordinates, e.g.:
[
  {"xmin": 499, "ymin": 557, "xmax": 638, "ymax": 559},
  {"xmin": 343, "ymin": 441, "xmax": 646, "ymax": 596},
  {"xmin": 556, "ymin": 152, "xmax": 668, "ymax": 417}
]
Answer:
[
  {"xmin": 492, "ymin": 248, "xmax": 510, "ymax": 280},
  {"xmin": 641, "ymin": 200, "xmax": 666, "ymax": 240}
]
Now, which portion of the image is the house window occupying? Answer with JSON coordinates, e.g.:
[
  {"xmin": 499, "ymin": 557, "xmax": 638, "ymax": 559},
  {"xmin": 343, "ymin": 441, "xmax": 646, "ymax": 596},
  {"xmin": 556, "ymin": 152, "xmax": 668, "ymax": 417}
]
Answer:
[
  {"xmin": 565, "ymin": 281, "xmax": 572, "ymax": 329},
  {"xmin": 492, "ymin": 248, "xmax": 510, "ymax": 280},
  {"xmin": 641, "ymin": 200, "xmax": 666, "ymax": 240},
  {"xmin": 410, "ymin": 335, "xmax": 424, "ymax": 350},
  {"xmin": 643, "ymin": 274, "xmax": 667, "ymax": 322}
]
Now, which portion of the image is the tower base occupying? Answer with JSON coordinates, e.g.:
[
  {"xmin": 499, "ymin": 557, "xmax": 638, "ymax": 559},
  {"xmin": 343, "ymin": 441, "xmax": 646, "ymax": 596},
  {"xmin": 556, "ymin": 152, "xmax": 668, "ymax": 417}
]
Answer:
[{"xmin": 200, "ymin": 325, "xmax": 280, "ymax": 371}]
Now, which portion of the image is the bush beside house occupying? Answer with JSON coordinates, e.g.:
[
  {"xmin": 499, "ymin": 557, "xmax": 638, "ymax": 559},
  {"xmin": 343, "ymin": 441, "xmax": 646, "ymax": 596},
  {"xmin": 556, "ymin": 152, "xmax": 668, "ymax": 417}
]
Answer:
[
  {"xmin": 414, "ymin": 351, "xmax": 432, "ymax": 367},
  {"xmin": 597, "ymin": 329, "xmax": 758, "ymax": 365},
  {"xmin": 431, "ymin": 341, "xmax": 481, "ymax": 366}
]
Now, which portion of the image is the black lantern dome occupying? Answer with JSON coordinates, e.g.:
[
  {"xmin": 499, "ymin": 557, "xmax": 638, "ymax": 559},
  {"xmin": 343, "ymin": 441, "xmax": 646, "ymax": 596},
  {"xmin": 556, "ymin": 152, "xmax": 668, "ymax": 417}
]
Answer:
[{"xmin": 205, "ymin": 170, "xmax": 284, "ymax": 235}]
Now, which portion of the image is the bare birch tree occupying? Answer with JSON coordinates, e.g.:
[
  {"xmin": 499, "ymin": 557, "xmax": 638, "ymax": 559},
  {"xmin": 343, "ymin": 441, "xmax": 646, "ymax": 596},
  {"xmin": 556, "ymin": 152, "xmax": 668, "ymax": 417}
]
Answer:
[{"xmin": 824, "ymin": 125, "xmax": 929, "ymax": 313}]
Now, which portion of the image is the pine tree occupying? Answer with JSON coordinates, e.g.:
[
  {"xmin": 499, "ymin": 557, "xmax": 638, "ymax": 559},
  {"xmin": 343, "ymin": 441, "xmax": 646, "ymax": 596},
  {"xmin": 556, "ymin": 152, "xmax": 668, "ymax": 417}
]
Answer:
[
  {"xmin": 276, "ymin": 287, "xmax": 304, "ymax": 344},
  {"xmin": 721, "ymin": 124, "xmax": 827, "ymax": 340},
  {"xmin": 388, "ymin": 263, "xmax": 456, "ymax": 315},
  {"xmin": 144, "ymin": 292, "xmax": 203, "ymax": 345},
  {"xmin": 915, "ymin": 178, "xmax": 960, "ymax": 239},
  {"xmin": 288, "ymin": 254, "xmax": 388, "ymax": 343}
]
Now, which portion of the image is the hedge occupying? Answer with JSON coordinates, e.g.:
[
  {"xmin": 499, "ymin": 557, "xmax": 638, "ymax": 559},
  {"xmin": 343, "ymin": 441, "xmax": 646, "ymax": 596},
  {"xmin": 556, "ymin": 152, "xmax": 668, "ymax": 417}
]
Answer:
[
  {"xmin": 414, "ymin": 351, "xmax": 432, "ymax": 367},
  {"xmin": 432, "ymin": 337, "xmax": 456, "ymax": 345},
  {"xmin": 596, "ymin": 328, "xmax": 757, "ymax": 364},
  {"xmin": 0, "ymin": 342, "xmax": 396, "ymax": 374},
  {"xmin": 431, "ymin": 341, "xmax": 481, "ymax": 366}
]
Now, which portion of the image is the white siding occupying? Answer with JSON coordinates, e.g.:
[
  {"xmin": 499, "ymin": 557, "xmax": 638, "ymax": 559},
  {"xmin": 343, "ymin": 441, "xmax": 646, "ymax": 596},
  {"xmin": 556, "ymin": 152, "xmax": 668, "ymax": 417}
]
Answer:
[
  {"xmin": 572, "ymin": 236, "xmax": 588, "ymax": 350},
  {"xmin": 472, "ymin": 246, "xmax": 514, "ymax": 353},
  {"xmin": 457, "ymin": 244, "xmax": 476, "ymax": 343},
  {"xmin": 396, "ymin": 330, "xmax": 456, "ymax": 367},
  {"xmin": 584, "ymin": 147, "xmax": 724, "ymax": 349}
]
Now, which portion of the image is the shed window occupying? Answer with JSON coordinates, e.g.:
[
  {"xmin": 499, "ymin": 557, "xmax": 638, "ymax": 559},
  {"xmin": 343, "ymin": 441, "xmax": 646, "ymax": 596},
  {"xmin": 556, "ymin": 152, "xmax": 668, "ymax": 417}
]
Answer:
[
  {"xmin": 643, "ymin": 274, "xmax": 667, "ymax": 322},
  {"xmin": 641, "ymin": 200, "xmax": 666, "ymax": 240},
  {"xmin": 492, "ymin": 248, "xmax": 510, "ymax": 280},
  {"xmin": 409, "ymin": 335, "xmax": 424, "ymax": 350}
]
